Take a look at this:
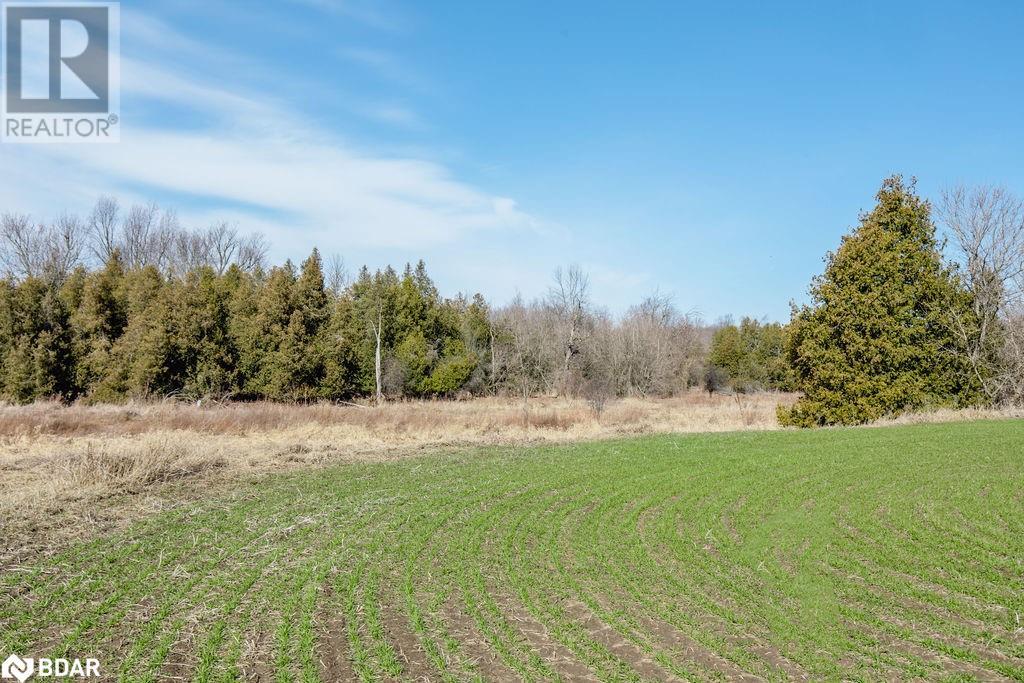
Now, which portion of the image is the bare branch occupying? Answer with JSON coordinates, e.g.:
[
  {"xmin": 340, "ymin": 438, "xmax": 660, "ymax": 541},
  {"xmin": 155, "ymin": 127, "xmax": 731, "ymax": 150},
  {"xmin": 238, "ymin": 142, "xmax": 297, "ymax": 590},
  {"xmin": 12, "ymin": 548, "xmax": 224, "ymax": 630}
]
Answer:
[
  {"xmin": 940, "ymin": 185, "xmax": 1024, "ymax": 404},
  {"xmin": 0, "ymin": 213, "xmax": 42, "ymax": 279},
  {"xmin": 87, "ymin": 196, "xmax": 120, "ymax": 264}
]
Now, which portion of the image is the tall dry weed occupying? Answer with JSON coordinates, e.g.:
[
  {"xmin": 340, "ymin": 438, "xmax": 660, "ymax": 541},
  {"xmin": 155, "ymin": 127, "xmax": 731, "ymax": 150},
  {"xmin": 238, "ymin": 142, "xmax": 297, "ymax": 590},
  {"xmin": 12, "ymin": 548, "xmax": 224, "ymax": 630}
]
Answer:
[{"xmin": 54, "ymin": 438, "xmax": 227, "ymax": 490}]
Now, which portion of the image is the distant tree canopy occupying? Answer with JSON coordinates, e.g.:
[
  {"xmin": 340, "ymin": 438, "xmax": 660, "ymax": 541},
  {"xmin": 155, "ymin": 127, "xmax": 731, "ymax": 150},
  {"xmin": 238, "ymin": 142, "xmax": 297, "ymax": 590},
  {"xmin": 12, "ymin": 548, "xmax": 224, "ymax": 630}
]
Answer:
[
  {"xmin": 0, "ymin": 195, "xmax": 774, "ymax": 407},
  {"xmin": 708, "ymin": 318, "xmax": 793, "ymax": 392},
  {"xmin": 779, "ymin": 176, "xmax": 982, "ymax": 426},
  {"xmin": 0, "ymin": 247, "xmax": 491, "ymax": 403},
  {"xmin": 0, "ymin": 247, "xmax": 723, "ymax": 404},
  {"xmin": 0, "ymin": 197, "xmax": 723, "ymax": 404},
  {"xmin": 7, "ymin": 178, "xmax": 1016, "ymax": 422}
]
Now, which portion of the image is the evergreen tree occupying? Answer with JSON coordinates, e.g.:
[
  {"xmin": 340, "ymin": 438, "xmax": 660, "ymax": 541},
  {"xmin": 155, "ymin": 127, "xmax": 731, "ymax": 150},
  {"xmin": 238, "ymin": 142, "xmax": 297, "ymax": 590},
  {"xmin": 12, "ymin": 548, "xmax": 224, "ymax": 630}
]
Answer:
[
  {"xmin": 708, "ymin": 318, "xmax": 793, "ymax": 392},
  {"xmin": 70, "ymin": 253, "xmax": 127, "ymax": 395},
  {"xmin": 424, "ymin": 298, "xmax": 479, "ymax": 396},
  {"xmin": 107, "ymin": 267, "xmax": 177, "ymax": 398},
  {"xmin": 780, "ymin": 176, "xmax": 981, "ymax": 426},
  {"xmin": 295, "ymin": 248, "xmax": 329, "ymax": 334},
  {"xmin": 278, "ymin": 249, "xmax": 331, "ymax": 398},
  {"xmin": 177, "ymin": 268, "xmax": 238, "ymax": 398},
  {"xmin": 0, "ymin": 242, "xmax": 506, "ymax": 403},
  {"xmin": 88, "ymin": 263, "xmax": 164, "ymax": 399},
  {"xmin": 708, "ymin": 325, "xmax": 743, "ymax": 386},
  {"xmin": 0, "ymin": 277, "xmax": 77, "ymax": 402},
  {"xmin": 321, "ymin": 293, "xmax": 361, "ymax": 398},
  {"xmin": 239, "ymin": 261, "xmax": 296, "ymax": 398},
  {"xmin": 349, "ymin": 266, "xmax": 400, "ymax": 399},
  {"xmin": 226, "ymin": 265, "xmax": 262, "ymax": 397}
]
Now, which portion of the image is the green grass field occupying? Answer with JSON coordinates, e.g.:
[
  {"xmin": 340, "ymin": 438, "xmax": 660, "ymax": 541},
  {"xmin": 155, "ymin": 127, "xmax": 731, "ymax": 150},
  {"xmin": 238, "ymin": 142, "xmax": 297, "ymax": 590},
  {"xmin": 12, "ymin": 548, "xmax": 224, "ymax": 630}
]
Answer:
[{"xmin": 3, "ymin": 421, "xmax": 1024, "ymax": 682}]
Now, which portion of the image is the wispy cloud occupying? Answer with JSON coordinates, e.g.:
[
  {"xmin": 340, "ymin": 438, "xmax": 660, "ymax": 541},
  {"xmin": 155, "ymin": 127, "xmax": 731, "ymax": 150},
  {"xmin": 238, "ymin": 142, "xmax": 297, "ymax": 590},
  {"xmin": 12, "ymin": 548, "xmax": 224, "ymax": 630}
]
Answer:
[
  {"xmin": 338, "ymin": 46, "xmax": 432, "ymax": 92},
  {"xmin": 0, "ymin": 10, "xmax": 541, "ymax": 257},
  {"xmin": 0, "ymin": 6, "xmax": 657, "ymax": 312},
  {"xmin": 351, "ymin": 102, "xmax": 424, "ymax": 128},
  {"xmin": 282, "ymin": 0, "xmax": 407, "ymax": 31}
]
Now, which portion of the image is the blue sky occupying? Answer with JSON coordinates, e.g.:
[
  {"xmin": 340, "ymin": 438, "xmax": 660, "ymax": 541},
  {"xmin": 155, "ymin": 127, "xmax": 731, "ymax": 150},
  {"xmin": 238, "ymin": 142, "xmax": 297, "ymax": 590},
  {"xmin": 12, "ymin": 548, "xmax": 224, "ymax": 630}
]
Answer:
[{"xmin": 4, "ymin": 0, "xmax": 1024, "ymax": 321}]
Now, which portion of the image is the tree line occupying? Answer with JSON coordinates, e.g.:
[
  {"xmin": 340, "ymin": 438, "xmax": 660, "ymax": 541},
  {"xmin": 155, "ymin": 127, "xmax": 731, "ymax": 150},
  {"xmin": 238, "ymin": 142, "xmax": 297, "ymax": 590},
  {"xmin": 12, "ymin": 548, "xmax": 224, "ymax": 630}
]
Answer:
[
  {"xmin": 0, "ymin": 232, "xmax": 487, "ymax": 402},
  {"xmin": 2, "ymin": 177, "xmax": 1022, "ymax": 425},
  {"xmin": 0, "ymin": 198, "xmax": 738, "ymax": 404}
]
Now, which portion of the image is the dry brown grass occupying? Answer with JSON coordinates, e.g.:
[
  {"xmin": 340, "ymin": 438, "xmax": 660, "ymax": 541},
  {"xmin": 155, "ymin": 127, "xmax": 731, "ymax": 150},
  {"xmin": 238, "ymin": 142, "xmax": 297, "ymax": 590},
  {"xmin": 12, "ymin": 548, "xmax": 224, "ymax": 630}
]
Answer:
[
  {"xmin": 0, "ymin": 392, "xmax": 788, "ymax": 440},
  {"xmin": 875, "ymin": 405, "xmax": 1024, "ymax": 425},
  {"xmin": 55, "ymin": 439, "xmax": 228, "ymax": 489},
  {"xmin": 3, "ymin": 392, "xmax": 1022, "ymax": 564},
  {"xmin": 0, "ymin": 393, "xmax": 790, "ymax": 550},
  {"xmin": 9, "ymin": 393, "xmax": 1021, "ymax": 505}
]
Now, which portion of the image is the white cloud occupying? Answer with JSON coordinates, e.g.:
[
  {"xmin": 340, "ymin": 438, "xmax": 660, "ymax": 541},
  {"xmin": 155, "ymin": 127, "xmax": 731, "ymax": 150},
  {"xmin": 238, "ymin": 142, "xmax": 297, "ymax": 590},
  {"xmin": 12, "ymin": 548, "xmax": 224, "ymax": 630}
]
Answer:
[
  {"xmin": 0, "ymin": 7, "xmax": 661, "ymax": 314},
  {"xmin": 0, "ymin": 12, "xmax": 542, "ymax": 255}
]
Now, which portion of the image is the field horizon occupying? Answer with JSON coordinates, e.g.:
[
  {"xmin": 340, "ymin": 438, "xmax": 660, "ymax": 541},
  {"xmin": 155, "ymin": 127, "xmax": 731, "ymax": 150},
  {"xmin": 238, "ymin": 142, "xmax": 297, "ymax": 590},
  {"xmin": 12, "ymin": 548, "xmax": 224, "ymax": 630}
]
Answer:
[{"xmin": 3, "ymin": 418, "xmax": 1023, "ymax": 681}]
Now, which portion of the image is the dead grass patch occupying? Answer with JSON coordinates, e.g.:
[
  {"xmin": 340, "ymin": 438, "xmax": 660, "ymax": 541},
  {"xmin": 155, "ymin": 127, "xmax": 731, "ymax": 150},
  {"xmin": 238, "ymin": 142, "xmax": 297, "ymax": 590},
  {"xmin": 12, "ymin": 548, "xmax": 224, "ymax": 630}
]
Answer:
[
  {"xmin": 876, "ymin": 406, "xmax": 1024, "ymax": 426},
  {"xmin": 56, "ymin": 439, "xmax": 228, "ymax": 490},
  {"xmin": 0, "ymin": 393, "xmax": 791, "ymax": 441},
  {"xmin": 0, "ymin": 393, "xmax": 793, "ymax": 561}
]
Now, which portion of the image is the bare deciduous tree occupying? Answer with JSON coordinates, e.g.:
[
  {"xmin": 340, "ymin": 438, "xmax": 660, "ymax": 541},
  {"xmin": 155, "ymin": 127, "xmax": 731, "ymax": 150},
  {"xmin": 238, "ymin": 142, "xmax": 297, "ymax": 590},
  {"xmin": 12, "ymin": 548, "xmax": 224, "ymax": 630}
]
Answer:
[
  {"xmin": 0, "ymin": 213, "xmax": 43, "ymax": 279},
  {"xmin": 169, "ymin": 229, "xmax": 208, "ymax": 275},
  {"xmin": 207, "ymin": 222, "xmax": 241, "ymax": 275},
  {"xmin": 0, "ymin": 212, "xmax": 86, "ymax": 282},
  {"xmin": 547, "ymin": 264, "xmax": 591, "ymax": 395},
  {"xmin": 166, "ymin": 222, "xmax": 267, "ymax": 276},
  {"xmin": 326, "ymin": 253, "xmax": 348, "ymax": 296},
  {"xmin": 492, "ymin": 276, "xmax": 703, "ymax": 405},
  {"xmin": 120, "ymin": 202, "xmax": 177, "ymax": 270},
  {"xmin": 84, "ymin": 196, "xmax": 268, "ymax": 275},
  {"xmin": 87, "ymin": 196, "xmax": 121, "ymax": 264},
  {"xmin": 940, "ymin": 185, "xmax": 1024, "ymax": 403},
  {"xmin": 47, "ymin": 212, "xmax": 87, "ymax": 281},
  {"xmin": 235, "ymin": 232, "xmax": 268, "ymax": 273},
  {"xmin": 619, "ymin": 293, "xmax": 698, "ymax": 396},
  {"xmin": 492, "ymin": 295, "xmax": 551, "ymax": 415},
  {"xmin": 371, "ymin": 300, "xmax": 385, "ymax": 404}
]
